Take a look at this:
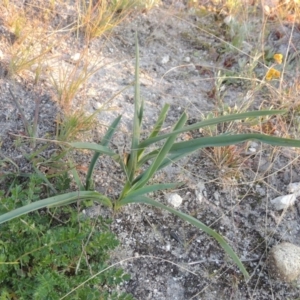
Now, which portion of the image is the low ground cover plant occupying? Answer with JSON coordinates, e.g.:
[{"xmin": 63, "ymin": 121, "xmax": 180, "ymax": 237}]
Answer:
[
  {"xmin": 0, "ymin": 175, "xmax": 133, "ymax": 299},
  {"xmin": 2, "ymin": 36, "xmax": 300, "ymax": 282}
]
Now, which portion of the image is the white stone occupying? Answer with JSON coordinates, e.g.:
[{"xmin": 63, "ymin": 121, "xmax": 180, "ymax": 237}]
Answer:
[
  {"xmin": 94, "ymin": 102, "xmax": 102, "ymax": 109},
  {"xmin": 184, "ymin": 57, "xmax": 191, "ymax": 63},
  {"xmin": 70, "ymin": 52, "xmax": 81, "ymax": 61},
  {"xmin": 270, "ymin": 194, "xmax": 296, "ymax": 210},
  {"xmin": 250, "ymin": 141, "xmax": 259, "ymax": 148},
  {"xmin": 224, "ymin": 15, "xmax": 234, "ymax": 25},
  {"xmin": 195, "ymin": 181, "xmax": 206, "ymax": 203},
  {"xmin": 249, "ymin": 147, "xmax": 257, "ymax": 153},
  {"xmin": 161, "ymin": 55, "xmax": 170, "ymax": 64},
  {"xmin": 268, "ymin": 242, "xmax": 300, "ymax": 282},
  {"xmin": 167, "ymin": 193, "xmax": 183, "ymax": 208},
  {"xmin": 213, "ymin": 191, "xmax": 220, "ymax": 201},
  {"xmin": 287, "ymin": 182, "xmax": 300, "ymax": 196}
]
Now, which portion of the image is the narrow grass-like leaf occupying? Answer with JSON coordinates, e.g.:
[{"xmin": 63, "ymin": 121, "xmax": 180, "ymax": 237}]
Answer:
[
  {"xmin": 132, "ymin": 112, "xmax": 187, "ymax": 190},
  {"xmin": 0, "ymin": 191, "xmax": 112, "ymax": 225},
  {"xmin": 126, "ymin": 32, "xmax": 142, "ymax": 182},
  {"xmin": 120, "ymin": 195, "xmax": 250, "ymax": 280},
  {"xmin": 70, "ymin": 168, "xmax": 85, "ymax": 191},
  {"xmin": 137, "ymin": 103, "xmax": 170, "ymax": 160},
  {"xmin": 86, "ymin": 115, "xmax": 122, "ymax": 190},
  {"xmin": 139, "ymin": 133, "xmax": 300, "ymax": 169},
  {"xmin": 147, "ymin": 104, "xmax": 170, "ymax": 139},
  {"xmin": 117, "ymin": 182, "xmax": 181, "ymax": 209},
  {"xmin": 138, "ymin": 110, "xmax": 285, "ymax": 149},
  {"xmin": 69, "ymin": 142, "xmax": 116, "ymax": 156},
  {"xmin": 171, "ymin": 133, "xmax": 300, "ymax": 151}
]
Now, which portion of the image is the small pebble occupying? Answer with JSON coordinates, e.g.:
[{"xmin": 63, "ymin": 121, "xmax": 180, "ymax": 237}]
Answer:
[
  {"xmin": 161, "ymin": 55, "xmax": 170, "ymax": 64},
  {"xmin": 167, "ymin": 193, "xmax": 182, "ymax": 208},
  {"xmin": 268, "ymin": 242, "xmax": 300, "ymax": 282},
  {"xmin": 195, "ymin": 181, "xmax": 206, "ymax": 203},
  {"xmin": 94, "ymin": 102, "xmax": 102, "ymax": 109},
  {"xmin": 270, "ymin": 194, "xmax": 296, "ymax": 210},
  {"xmin": 70, "ymin": 52, "xmax": 80, "ymax": 61},
  {"xmin": 287, "ymin": 182, "xmax": 300, "ymax": 196}
]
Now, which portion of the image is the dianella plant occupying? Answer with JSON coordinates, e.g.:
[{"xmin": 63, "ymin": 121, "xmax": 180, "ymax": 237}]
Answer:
[{"xmin": 2, "ymin": 34, "xmax": 300, "ymax": 280}]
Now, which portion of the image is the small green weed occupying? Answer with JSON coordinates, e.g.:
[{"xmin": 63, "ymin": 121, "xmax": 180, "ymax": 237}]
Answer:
[
  {"xmin": 0, "ymin": 175, "xmax": 133, "ymax": 299},
  {"xmin": 4, "ymin": 35, "xmax": 300, "ymax": 281}
]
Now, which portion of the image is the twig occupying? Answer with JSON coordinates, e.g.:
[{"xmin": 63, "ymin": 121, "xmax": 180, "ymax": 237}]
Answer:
[{"xmin": 188, "ymin": 257, "xmax": 260, "ymax": 265}]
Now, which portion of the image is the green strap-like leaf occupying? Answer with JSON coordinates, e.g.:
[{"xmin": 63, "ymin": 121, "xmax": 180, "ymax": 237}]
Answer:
[
  {"xmin": 121, "ymin": 195, "xmax": 250, "ymax": 280},
  {"xmin": 127, "ymin": 32, "xmax": 142, "ymax": 182},
  {"xmin": 70, "ymin": 167, "xmax": 85, "ymax": 191},
  {"xmin": 147, "ymin": 104, "xmax": 170, "ymax": 139},
  {"xmin": 69, "ymin": 142, "xmax": 116, "ymax": 156},
  {"xmin": 171, "ymin": 133, "xmax": 300, "ymax": 151},
  {"xmin": 131, "ymin": 112, "xmax": 188, "ymax": 190},
  {"xmin": 86, "ymin": 115, "xmax": 122, "ymax": 190},
  {"xmin": 139, "ymin": 133, "xmax": 300, "ymax": 170},
  {"xmin": 138, "ymin": 110, "xmax": 285, "ymax": 148},
  {"xmin": 0, "ymin": 191, "xmax": 112, "ymax": 225},
  {"xmin": 137, "ymin": 103, "xmax": 170, "ymax": 160},
  {"xmin": 117, "ymin": 182, "xmax": 181, "ymax": 208}
]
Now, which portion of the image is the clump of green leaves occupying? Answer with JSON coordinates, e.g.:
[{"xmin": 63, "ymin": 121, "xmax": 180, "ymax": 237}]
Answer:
[
  {"xmin": 0, "ymin": 175, "xmax": 133, "ymax": 300},
  {"xmin": 4, "ymin": 34, "xmax": 300, "ymax": 281}
]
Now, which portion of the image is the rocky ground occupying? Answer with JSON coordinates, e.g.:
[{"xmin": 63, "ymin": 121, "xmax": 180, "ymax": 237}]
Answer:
[{"xmin": 0, "ymin": 1, "xmax": 300, "ymax": 299}]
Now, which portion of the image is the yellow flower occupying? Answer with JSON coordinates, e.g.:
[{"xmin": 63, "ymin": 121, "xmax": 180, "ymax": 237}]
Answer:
[
  {"xmin": 266, "ymin": 68, "xmax": 281, "ymax": 81},
  {"xmin": 273, "ymin": 53, "xmax": 283, "ymax": 64}
]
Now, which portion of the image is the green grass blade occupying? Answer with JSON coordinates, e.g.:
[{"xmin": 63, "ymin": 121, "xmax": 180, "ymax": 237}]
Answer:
[
  {"xmin": 171, "ymin": 133, "xmax": 300, "ymax": 152},
  {"xmin": 137, "ymin": 149, "xmax": 160, "ymax": 168},
  {"xmin": 148, "ymin": 105, "xmax": 170, "ymax": 139},
  {"xmin": 86, "ymin": 115, "xmax": 122, "ymax": 190},
  {"xmin": 137, "ymin": 103, "xmax": 170, "ymax": 159},
  {"xmin": 169, "ymin": 133, "xmax": 300, "ymax": 169},
  {"xmin": 138, "ymin": 110, "xmax": 285, "ymax": 148},
  {"xmin": 136, "ymin": 38, "xmax": 143, "ymax": 128},
  {"xmin": 70, "ymin": 168, "xmax": 85, "ymax": 191},
  {"xmin": 132, "ymin": 112, "xmax": 187, "ymax": 190},
  {"xmin": 140, "ymin": 133, "xmax": 300, "ymax": 170},
  {"xmin": 0, "ymin": 191, "xmax": 112, "ymax": 225},
  {"xmin": 122, "ymin": 195, "xmax": 250, "ymax": 280},
  {"xmin": 69, "ymin": 142, "xmax": 116, "ymax": 156},
  {"xmin": 117, "ymin": 182, "xmax": 181, "ymax": 207},
  {"xmin": 126, "ymin": 32, "xmax": 142, "ymax": 182}
]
